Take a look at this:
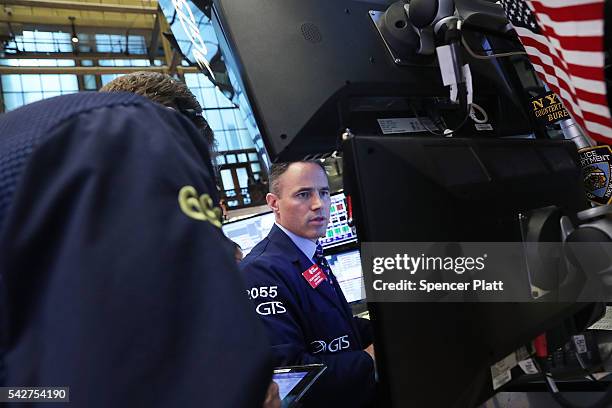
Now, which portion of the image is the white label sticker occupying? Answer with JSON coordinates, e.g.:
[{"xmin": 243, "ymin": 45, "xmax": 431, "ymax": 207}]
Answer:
[
  {"xmin": 475, "ymin": 123, "xmax": 493, "ymax": 131},
  {"xmin": 588, "ymin": 306, "xmax": 612, "ymax": 330},
  {"xmin": 573, "ymin": 335, "xmax": 588, "ymax": 354},
  {"xmin": 377, "ymin": 118, "xmax": 436, "ymax": 134},
  {"xmin": 491, "ymin": 369, "xmax": 512, "ymax": 390},
  {"xmin": 593, "ymin": 372, "xmax": 609, "ymax": 381},
  {"xmin": 518, "ymin": 358, "xmax": 539, "ymax": 375},
  {"xmin": 490, "ymin": 352, "xmax": 518, "ymax": 390},
  {"xmin": 491, "ymin": 352, "xmax": 518, "ymax": 376},
  {"xmin": 436, "ymin": 45, "xmax": 455, "ymax": 86}
]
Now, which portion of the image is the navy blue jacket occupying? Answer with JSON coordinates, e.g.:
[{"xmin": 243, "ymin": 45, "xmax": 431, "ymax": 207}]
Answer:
[
  {"xmin": 240, "ymin": 225, "xmax": 375, "ymax": 408},
  {"xmin": 0, "ymin": 92, "xmax": 272, "ymax": 407}
]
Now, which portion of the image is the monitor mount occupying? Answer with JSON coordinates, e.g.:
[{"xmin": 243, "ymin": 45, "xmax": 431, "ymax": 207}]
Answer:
[{"xmin": 370, "ymin": 0, "xmax": 470, "ymax": 131}]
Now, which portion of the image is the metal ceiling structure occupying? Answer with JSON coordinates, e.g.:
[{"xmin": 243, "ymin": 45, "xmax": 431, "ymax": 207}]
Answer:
[
  {"xmin": 0, "ymin": 0, "xmax": 189, "ymax": 73},
  {"xmin": 1, "ymin": 0, "xmax": 157, "ymax": 31},
  {"xmin": 0, "ymin": 0, "xmax": 266, "ymax": 208}
]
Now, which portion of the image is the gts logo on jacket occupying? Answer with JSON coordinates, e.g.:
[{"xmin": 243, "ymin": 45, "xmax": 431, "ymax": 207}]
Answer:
[
  {"xmin": 178, "ymin": 185, "xmax": 221, "ymax": 227},
  {"xmin": 310, "ymin": 335, "xmax": 350, "ymax": 354}
]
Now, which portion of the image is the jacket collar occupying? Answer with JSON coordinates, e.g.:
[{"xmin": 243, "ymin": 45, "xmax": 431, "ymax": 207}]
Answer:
[
  {"xmin": 268, "ymin": 224, "xmax": 310, "ymax": 265},
  {"xmin": 274, "ymin": 222, "xmax": 317, "ymax": 262}
]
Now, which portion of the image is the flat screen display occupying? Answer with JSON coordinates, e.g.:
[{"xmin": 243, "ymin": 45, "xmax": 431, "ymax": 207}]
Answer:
[
  {"xmin": 274, "ymin": 372, "xmax": 308, "ymax": 401},
  {"xmin": 320, "ymin": 192, "xmax": 357, "ymax": 250},
  {"xmin": 271, "ymin": 365, "xmax": 326, "ymax": 407},
  {"xmin": 221, "ymin": 212, "xmax": 275, "ymax": 256},
  {"xmin": 325, "ymin": 249, "xmax": 365, "ymax": 303}
]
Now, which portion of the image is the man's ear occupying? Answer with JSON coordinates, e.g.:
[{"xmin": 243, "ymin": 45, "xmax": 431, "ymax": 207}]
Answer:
[{"xmin": 266, "ymin": 192, "xmax": 279, "ymax": 214}]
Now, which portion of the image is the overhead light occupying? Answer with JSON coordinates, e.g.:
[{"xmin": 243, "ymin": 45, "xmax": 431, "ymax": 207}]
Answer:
[{"xmin": 69, "ymin": 16, "xmax": 79, "ymax": 44}]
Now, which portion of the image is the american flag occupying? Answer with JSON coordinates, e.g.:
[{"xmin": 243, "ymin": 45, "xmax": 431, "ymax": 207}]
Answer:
[{"xmin": 500, "ymin": 0, "xmax": 612, "ymax": 144}]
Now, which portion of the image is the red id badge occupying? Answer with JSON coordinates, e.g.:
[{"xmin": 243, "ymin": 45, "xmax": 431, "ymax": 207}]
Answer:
[{"xmin": 302, "ymin": 264, "xmax": 326, "ymax": 289}]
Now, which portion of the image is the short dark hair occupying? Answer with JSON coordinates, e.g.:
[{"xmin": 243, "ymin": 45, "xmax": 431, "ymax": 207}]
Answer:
[
  {"xmin": 99, "ymin": 71, "xmax": 214, "ymax": 147},
  {"xmin": 268, "ymin": 161, "xmax": 327, "ymax": 196}
]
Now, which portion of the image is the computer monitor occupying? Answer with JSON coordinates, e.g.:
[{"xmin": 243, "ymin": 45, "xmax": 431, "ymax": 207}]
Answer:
[
  {"xmin": 343, "ymin": 135, "xmax": 601, "ymax": 407},
  {"xmin": 320, "ymin": 192, "xmax": 357, "ymax": 250},
  {"xmin": 222, "ymin": 212, "xmax": 275, "ymax": 256},
  {"xmin": 211, "ymin": 0, "xmax": 537, "ymax": 161},
  {"xmin": 325, "ymin": 249, "xmax": 366, "ymax": 304}
]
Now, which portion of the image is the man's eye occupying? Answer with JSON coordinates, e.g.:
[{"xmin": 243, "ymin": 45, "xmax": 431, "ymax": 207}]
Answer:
[
  {"xmin": 297, "ymin": 192, "xmax": 309, "ymax": 198},
  {"xmin": 321, "ymin": 190, "xmax": 330, "ymax": 197}
]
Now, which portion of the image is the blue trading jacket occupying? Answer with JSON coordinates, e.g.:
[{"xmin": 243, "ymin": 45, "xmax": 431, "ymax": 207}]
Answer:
[
  {"xmin": 240, "ymin": 225, "xmax": 375, "ymax": 408},
  {"xmin": 0, "ymin": 92, "xmax": 272, "ymax": 407}
]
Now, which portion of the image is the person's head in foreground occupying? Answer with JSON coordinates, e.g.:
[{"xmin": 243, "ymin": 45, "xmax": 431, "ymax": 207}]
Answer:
[{"xmin": 100, "ymin": 71, "xmax": 214, "ymax": 149}]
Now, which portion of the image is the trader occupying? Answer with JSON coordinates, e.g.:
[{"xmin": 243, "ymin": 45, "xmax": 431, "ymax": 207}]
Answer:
[
  {"xmin": 240, "ymin": 161, "xmax": 375, "ymax": 408},
  {"xmin": 0, "ymin": 92, "xmax": 272, "ymax": 407}
]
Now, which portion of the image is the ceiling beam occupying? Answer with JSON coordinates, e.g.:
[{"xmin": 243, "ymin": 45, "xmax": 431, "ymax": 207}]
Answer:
[
  {"xmin": 1, "ymin": 0, "xmax": 158, "ymax": 14},
  {"xmin": 2, "ymin": 52, "xmax": 164, "ymax": 60},
  {"xmin": 147, "ymin": 12, "xmax": 160, "ymax": 63},
  {"xmin": 176, "ymin": 66, "xmax": 199, "ymax": 73},
  {"xmin": 0, "ymin": 12, "xmax": 155, "ymax": 30},
  {"xmin": 0, "ymin": 65, "xmax": 200, "ymax": 74}
]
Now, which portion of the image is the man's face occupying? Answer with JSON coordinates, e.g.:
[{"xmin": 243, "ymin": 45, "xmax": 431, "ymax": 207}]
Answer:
[{"xmin": 267, "ymin": 162, "xmax": 331, "ymax": 241}]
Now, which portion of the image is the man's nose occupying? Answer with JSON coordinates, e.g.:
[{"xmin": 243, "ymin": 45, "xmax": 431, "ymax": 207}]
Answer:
[{"xmin": 310, "ymin": 193, "xmax": 323, "ymax": 210}]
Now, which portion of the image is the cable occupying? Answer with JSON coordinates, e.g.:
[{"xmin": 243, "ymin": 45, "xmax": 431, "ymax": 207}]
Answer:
[
  {"xmin": 564, "ymin": 333, "xmax": 601, "ymax": 383},
  {"xmin": 574, "ymin": 351, "xmax": 600, "ymax": 383},
  {"xmin": 429, "ymin": 109, "xmax": 448, "ymax": 132},
  {"xmin": 443, "ymin": 108, "xmax": 472, "ymax": 137},
  {"xmin": 533, "ymin": 351, "xmax": 612, "ymax": 408},
  {"xmin": 410, "ymin": 103, "xmax": 445, "ymax": 136},
  {"xmin": 469, "ymin": 102, "xmax": 488, "ymax": 124},
  {"xmin": 579, "ymin": 344, "xmax": 612, "ymax": 377},
  {"xmin": 411, "ymin": 103, "xmax": 472, "ymax": 137},
  {"xmin": 461, "ymin": 36, "xmax": 528, "ymax": 60},
  {"xmin": 542, "ymin": 359, "xmax": 612, "ymax": 408},
  {"xmin": 409, "ymin": 91, "xmax": 472, "ymax": 138}
]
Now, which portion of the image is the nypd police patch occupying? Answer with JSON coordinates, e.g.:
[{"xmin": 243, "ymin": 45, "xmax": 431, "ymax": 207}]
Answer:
[{"xmin": 579, "ymin": 145, "xmax": 612, "ymax": 206}]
